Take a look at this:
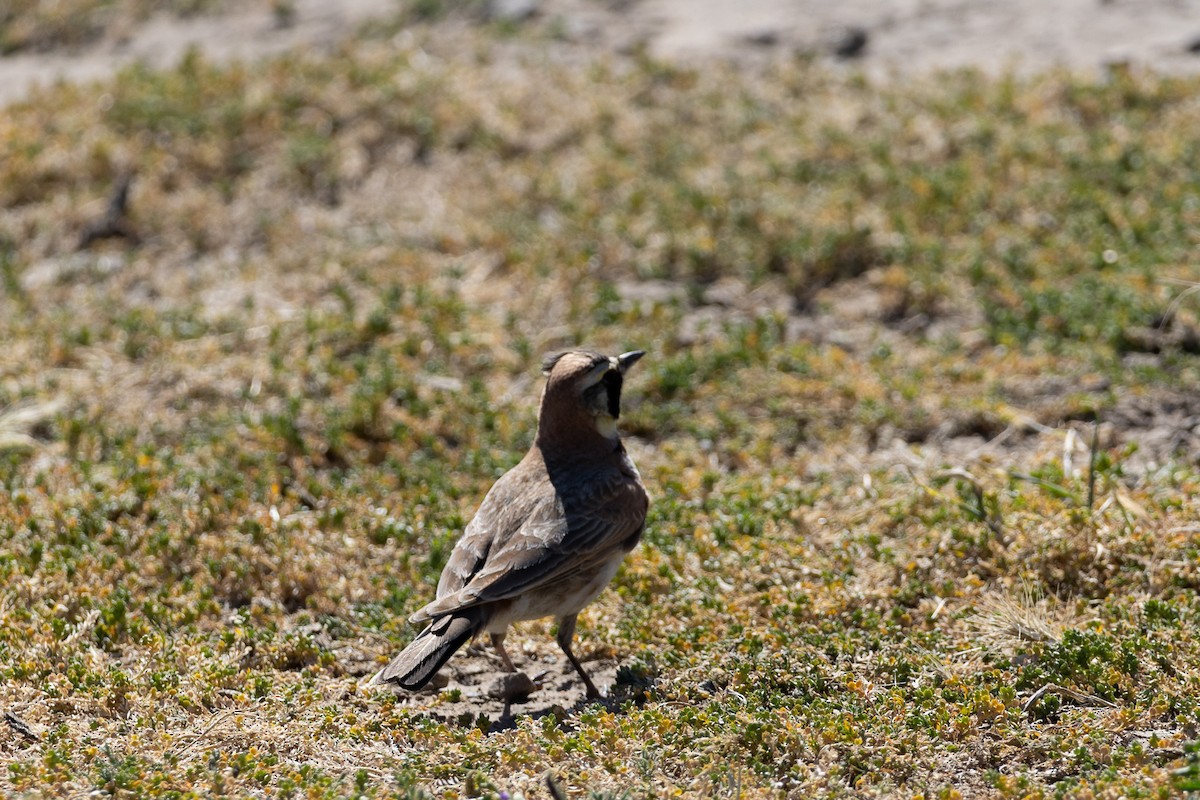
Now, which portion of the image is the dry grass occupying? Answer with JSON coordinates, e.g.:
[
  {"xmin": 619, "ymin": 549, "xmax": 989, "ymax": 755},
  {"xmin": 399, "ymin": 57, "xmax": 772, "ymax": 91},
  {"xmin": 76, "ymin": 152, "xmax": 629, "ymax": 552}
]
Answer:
[{"xmin": 1, "ymin": 12, "xmax": 1199, "ymax": 799}]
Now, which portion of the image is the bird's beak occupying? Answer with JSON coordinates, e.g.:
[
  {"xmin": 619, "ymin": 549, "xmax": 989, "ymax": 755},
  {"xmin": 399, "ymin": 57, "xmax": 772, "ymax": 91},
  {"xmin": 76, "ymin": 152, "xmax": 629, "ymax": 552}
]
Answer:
[{"xmin": 616, "ymin": 350, "xmax": 645, "ymax": 374}]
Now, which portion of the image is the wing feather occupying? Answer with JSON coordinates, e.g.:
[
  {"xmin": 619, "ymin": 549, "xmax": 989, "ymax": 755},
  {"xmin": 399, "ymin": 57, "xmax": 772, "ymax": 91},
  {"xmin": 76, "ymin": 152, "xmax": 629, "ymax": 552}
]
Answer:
[{"xmin": 413, "ymin": 467, "xmax": 646, "ymax": 621}]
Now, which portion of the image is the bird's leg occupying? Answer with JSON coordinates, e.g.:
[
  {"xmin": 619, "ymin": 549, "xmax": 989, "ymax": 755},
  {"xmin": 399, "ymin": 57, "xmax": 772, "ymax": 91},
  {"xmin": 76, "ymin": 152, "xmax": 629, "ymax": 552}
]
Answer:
[
  {"xmin": 490, "ymin": 632, "xmax": 517, "ymax": 673},
  {"xmin": 556, "ymin": 614, "xmax": 600, "ymax": 699}
]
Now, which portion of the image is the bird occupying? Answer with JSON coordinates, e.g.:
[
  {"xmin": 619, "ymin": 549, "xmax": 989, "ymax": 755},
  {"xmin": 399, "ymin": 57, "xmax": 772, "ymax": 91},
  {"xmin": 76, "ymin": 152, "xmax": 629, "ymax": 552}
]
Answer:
[{"xmin": 373, "ymin": 349, "xmax": 649, "ymax": 699}]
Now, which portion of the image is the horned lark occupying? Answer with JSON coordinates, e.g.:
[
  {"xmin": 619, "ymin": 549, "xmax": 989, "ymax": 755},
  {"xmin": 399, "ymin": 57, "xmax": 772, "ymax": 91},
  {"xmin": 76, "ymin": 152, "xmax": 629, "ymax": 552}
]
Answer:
[{"xmin": 373, "ymin": 349, "xmax": 649, "ymax": 699}]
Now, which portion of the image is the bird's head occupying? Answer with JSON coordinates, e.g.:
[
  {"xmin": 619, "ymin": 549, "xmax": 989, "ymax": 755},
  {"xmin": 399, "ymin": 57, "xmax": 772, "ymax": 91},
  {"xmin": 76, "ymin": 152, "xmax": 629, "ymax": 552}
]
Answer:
[{"xmin": 538, "ymin": 349, "xmax": 645, "ymax": 443}]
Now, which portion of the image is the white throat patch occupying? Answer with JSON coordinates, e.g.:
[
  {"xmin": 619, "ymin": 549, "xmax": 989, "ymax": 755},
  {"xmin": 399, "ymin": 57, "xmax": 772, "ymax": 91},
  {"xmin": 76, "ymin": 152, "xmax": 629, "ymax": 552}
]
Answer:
[{"xmin": 595, "ymin": 414, "xmax": 618, "ymax": 439}]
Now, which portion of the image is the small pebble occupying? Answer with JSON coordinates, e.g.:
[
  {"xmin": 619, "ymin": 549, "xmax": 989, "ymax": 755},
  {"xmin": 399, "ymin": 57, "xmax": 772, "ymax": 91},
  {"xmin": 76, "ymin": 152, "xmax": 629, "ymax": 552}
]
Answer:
[
  {"xmin": 487, "ymin": 0, "xmax": 539, "ymax": 23},
  {"xmin": 487, "ymin": 671, "xmax": 536, "ymax": 701},
  {"xmin": 830, "ymin": 26, "xmax": 869, "ymax": 59}
]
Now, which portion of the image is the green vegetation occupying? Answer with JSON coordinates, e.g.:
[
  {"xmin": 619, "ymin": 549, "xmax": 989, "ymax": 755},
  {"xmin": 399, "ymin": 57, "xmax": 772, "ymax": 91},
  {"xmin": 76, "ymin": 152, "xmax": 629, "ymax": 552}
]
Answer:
[{"xmin": 1, "ymin": 14, "xmax": 1198, "ymax": 799}]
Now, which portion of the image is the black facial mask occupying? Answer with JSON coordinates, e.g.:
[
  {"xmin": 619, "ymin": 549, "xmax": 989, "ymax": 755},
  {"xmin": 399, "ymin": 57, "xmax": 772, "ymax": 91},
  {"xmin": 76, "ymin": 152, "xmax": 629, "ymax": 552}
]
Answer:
[{"xmin": 602, "ymin": 370, "xmax": 623, "ymax": 418}]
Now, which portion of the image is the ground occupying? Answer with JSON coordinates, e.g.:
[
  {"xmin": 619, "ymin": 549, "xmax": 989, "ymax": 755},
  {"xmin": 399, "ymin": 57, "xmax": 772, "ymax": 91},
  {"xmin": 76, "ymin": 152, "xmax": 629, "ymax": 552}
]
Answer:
[
  {"xmin": 6, "ymin": 0, "xmax": 1200, "ymax": 103},
  {"xmin": 1, "ymin": 2, "xmax": 1200, "ymax": 799}
]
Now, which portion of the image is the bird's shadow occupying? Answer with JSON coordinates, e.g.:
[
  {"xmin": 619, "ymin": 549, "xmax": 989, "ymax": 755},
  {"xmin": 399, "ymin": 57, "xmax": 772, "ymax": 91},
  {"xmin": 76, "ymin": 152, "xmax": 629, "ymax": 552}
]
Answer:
[{"xmin": 486, "ymin": 694, "xmax": 612, "ymax": 733}]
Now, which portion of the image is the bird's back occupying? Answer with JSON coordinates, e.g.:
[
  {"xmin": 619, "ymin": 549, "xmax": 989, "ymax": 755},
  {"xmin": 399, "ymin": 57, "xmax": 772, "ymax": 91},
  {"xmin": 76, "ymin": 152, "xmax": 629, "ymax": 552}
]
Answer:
[
  {"xmin": 414, "ymin": 441, "xmax": 646, "ymax": 624},
  {"xmin": 432, "ymin": 449, "xmax": 551, "ymax": 602}
]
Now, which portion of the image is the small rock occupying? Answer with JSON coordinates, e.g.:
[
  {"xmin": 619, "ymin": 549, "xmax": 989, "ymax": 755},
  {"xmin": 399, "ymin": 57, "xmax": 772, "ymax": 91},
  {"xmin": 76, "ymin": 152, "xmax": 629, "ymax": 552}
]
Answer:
[
  {"xmin": 743, "ymin": 29, "xmax": 780, "ymax": 48},
  {"xmin": 413, "ymin": 373, "xmax": 464, "ymax": 393},
  {"xmin": 486, "ymin": 671, "xmax": 536, "ymax": 701},
  {"xmin": 829, "ymin": 26, "xmax": 869, "ymax": 59},
  {"xmin": 701, "ymin": 277, "xmax": 748, "ymax": 307},
  {"xmin": 487, "ymin": 0, "xmax": 539, "ymax": 23}
]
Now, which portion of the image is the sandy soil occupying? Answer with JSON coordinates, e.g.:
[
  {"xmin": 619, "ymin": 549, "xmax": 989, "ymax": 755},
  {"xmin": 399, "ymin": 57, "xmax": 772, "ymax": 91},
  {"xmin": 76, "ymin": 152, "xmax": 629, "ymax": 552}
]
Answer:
[
  {"xmin": 637, "ymin": 0, "xmax": 1200, "ymax": 74},
  {"xmin": 4, "ymin": 0, "xmax": 1200, "ymax": 104}
]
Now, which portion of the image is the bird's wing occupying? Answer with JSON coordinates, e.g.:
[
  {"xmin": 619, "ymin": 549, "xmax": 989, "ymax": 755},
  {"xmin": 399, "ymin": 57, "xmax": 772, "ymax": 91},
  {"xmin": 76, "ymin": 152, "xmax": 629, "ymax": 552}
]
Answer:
[
  {"xmin": 414, "ymin": 469, "xmax": 647, "ymax": 620},
  {"xmin": 431, "ymin": 476, "xmax": 521, "ymax": 601}
]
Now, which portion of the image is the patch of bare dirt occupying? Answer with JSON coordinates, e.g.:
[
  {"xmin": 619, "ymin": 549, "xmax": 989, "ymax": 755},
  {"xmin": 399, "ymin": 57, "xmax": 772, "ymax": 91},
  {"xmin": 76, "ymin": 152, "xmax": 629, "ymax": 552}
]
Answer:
[
  {"xmin": 368, "ymin": 642, "xmax": 629, "ymax": 732},
  {"xmin": 632, "ymin": 0, "xmax": 1200, "ymax": 77},
  {"xmin": 1103, "ymin": 387, "xmax": 1200, "ymax": 467}
]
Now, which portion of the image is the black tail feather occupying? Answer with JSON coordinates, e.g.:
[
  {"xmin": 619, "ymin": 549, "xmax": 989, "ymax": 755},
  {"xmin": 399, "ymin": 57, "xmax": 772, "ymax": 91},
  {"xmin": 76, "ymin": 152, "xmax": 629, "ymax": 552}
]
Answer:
[{"xmin": 372, "ymin": 609, "xmax": 483, "ymax": 690}]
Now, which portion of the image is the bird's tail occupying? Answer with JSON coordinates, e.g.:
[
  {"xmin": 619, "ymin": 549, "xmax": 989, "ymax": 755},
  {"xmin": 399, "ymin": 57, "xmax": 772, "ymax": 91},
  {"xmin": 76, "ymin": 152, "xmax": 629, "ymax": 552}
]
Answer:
[{"xmin": 371, "ymin": 608, "xmax": 483, "ymax": 691}]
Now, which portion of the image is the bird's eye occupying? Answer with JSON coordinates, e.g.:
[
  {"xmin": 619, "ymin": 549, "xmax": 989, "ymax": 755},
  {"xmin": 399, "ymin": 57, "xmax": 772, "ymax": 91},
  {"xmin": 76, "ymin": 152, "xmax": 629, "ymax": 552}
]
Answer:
[{"xmin": 581, "ymin": 359, "xmax": 611, "ymax": 388}]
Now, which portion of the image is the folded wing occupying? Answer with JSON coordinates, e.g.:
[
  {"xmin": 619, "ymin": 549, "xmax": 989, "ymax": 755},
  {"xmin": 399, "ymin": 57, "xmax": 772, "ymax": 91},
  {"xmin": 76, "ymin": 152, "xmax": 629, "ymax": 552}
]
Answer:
[{"xmin": 412, "ymin": 469, "xmax": 647, "ymax": 622}]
